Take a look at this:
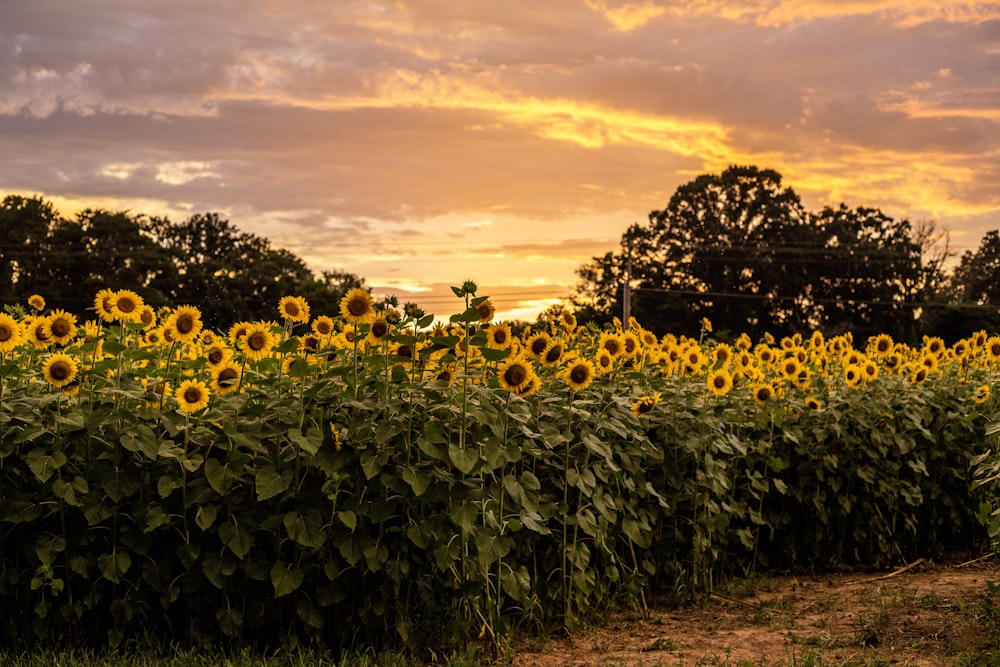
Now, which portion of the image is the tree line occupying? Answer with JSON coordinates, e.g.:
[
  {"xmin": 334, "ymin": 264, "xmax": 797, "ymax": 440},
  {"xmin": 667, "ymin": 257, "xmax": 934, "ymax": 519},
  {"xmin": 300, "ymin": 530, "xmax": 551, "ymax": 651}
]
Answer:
[
  {"xmin": 571, "ymin": 165, "xmax": 1000, "ymax": 344},
  {"xmin": 0, "ymin": 195, "xmax": 363, "ymax": 328}
]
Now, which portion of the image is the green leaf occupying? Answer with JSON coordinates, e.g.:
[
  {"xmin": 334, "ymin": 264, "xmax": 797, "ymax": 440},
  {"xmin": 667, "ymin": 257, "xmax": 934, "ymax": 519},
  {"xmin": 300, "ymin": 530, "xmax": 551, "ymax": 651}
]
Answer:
[
  {"xmin": 196, "ymin": 504, "xmax": 218, "ymax": 531},
  {"xmin": 204, "ymin": 458, "xmax": 237, "ymax": 495},
  {"xmin": 218, "ymin": 521, "xmax": 253, "ymax": 559},
  {"xmin": 97, "ymin": 551, "xmax": 132, "ymax": 584},
  {"xmin": 336, "ymin": 510, "xmax": 357, "ymax": 531},
  {"xmin": 402, "ymin": 467, "xmax": 429, "ymax": 496},
  {"xmin": 448, "ymin": 443, "xmax": 479, "ymax": 475},
  {"xmin": 157, "ymin": 475, "xmax": 180, "ymax": 498},
  {"xmin": 271, "ymin": 561, "xmax": 305, "ymax": 597},
  {"xmin": 25, "ymin": 449, "xmax": 67, "ymax": 483},
  {"xmin": 283, "ymin": 511, "xmax": 327, "ymax": 548},
  {"xmin": 255, "ymin": 465, "xmax": 292, "ymax": 501},
  {"xmin": 450, "ymin": 502, "xmax": 478, "ymax": 536}
]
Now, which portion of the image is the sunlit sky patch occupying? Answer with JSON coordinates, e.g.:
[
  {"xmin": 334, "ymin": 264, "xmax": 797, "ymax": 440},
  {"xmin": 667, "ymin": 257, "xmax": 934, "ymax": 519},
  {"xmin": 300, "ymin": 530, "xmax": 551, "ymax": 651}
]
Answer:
[{"xmin": 1, "ymin": 0, "xmax": 997, "ymax": 320}]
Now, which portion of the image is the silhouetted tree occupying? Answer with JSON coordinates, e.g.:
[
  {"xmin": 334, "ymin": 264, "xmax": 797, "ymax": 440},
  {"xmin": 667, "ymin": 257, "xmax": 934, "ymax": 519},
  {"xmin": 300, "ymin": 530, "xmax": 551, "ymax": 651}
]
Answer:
[
  {"xmin": 572, "ymin": 166, "xmax": 944, "ymax": 342},
  {"xmin": 954, "ymin": 230, "xmax": 1000, "ymax": 306}
]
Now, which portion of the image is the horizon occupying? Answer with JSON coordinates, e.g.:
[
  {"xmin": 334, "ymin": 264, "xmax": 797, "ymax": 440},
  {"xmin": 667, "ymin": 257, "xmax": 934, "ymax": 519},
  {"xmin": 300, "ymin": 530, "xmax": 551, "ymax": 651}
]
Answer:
[{"xmin": 2, "ymin": 1, "xmax": 997, "ymax": 321}]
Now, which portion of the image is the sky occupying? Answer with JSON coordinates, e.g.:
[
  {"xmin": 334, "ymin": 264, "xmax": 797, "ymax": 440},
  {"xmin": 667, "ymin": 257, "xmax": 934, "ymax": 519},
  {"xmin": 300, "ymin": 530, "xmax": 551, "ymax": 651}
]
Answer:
[{"xmin": 1, "ymin": 1, "xmax": 998, "ymax": 322}]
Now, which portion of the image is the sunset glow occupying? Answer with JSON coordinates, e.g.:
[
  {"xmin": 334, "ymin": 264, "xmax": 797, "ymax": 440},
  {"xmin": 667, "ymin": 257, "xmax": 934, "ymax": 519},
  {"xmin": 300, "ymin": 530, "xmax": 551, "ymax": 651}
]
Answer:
[{"xmin": 1, "ymin": 0, "xmax": 997, "ymax": 320}]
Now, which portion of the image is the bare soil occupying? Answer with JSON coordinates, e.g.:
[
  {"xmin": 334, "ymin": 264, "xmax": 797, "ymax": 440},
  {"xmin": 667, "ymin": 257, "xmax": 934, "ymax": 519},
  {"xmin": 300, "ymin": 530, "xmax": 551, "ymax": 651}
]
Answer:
[{"xmin": 513, "ymin": 554, "xmax": 1000, "ymax": 666}]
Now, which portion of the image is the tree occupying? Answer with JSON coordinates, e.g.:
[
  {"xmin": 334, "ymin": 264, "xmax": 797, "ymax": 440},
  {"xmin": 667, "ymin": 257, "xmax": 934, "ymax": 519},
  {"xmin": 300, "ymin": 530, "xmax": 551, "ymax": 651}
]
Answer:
[
  {"xmin": 39, "ymin": 209, "xmax": 175, "ymax": 313},
  {"xmin": 572, "ymin": 166, "xmax": 943, "ymax": 342},
  {"xmin": 0, "ymin": 195, "xmax": 58, "ymax": 306},
  {"xmin": 574, "ymin": 165, "xmax": 813, "ymax": 337},
  {"xmin": 953, "ymin": 230, "xmax": 1000, "ymax": 305},
  {"xmin": 148, "ymin": 213, "xmax": 315, "ymax": 327},
  {"xmin": 807, "ymin": 205, "xmax": 929, "ymax": 342}
]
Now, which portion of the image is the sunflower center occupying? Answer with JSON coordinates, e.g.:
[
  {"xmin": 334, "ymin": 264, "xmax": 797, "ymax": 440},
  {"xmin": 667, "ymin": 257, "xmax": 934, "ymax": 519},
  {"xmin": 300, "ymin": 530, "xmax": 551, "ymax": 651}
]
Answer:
[
  {"xmin": 545, "ymin": 346, "xmax": 562, "ymax": 364},
  {"xmin": 636, "ymin": 401, "xmax": 654, "ymax": 414},
  {"xmin": 347, "ymin": 297, "xmax": 369, "ymax": 317},
  {"xmin": 285, "ymin": 302, "xmax": 300, "ymax": 317},
  {"xmin": 530, "ymin": 339, "xmax": 548, "ymax": 355},
  {"xmin": 49, "ymin": 361, "xmax": 71, "ymax": 381},
  {"xmin": 218, "ymin": 369, "xmax": 239, "ymax": 385},
  {"xmin": 116, "ymin": 298, "xmax": 137, "ymax": 314},
  {"xmin": 605, "ymin": 342, "xmax": 620, "ymax": 355},
  {"xmin": 183, "ymin": 387, "xmax": 203, "ymax": 403},
  {"xmin": 208, "ymin": 349, "xmax": 224, "ymax": 365},
  {"xmin": 569, "ymin": 366, "xmax": 590, "ymax": 384},
  {"xmin": 713, "ymin": 376, "xmax": 726, "ymax": 389},
  {"xmin": 176, "ymin": 315, "xmax": 194, "ymax": 334},
  {"xmin": 247, "ymin": 331, "xmax": 268, "ymax": 351},
  {"xmin": 140, "ymin": 309, "xmax": 155, "ymax": 326},
  {"xmin": 0, "ymin": 325, "xmax": 12, "ymax": 342},
  {"xmin": 50, "ymin": 319, "xmax": 71, "ymax": 338},
  {"xmin": 493, "ymin": 330, "xmax": 507, "ymax": 344},
  {"xmin": 315, "ymin": 322, "xmax": 332, "ymax": 335},
  {"xmin": 503, "ymin": 364, "xmax": 527, "ymax": 387},
  {"xmin": 371, "ymin": 321, "xmax": 389, "ymax": 338},
  {"xmin": 34, "ymin": 324, "xmax": 50, "ymax": 340}
]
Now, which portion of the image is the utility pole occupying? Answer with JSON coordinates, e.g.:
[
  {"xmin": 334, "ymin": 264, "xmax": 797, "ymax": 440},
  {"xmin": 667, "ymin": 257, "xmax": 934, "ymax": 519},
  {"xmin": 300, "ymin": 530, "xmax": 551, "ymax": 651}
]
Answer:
[{"xmin": 623, "ymin": 235, "xmax": 633, "ymax": 324}]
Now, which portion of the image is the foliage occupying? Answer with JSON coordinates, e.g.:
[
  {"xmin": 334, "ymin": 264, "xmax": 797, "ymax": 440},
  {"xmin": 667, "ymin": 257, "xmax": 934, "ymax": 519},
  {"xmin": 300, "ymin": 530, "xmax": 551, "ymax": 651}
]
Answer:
[
  {"xmin": 954, "ymin": 229, "xmax": 1000, "ymax": 306},
  {"xmin": 0, "ymin": 196, "xmax": 363, "ymax": 326},
  {"xmin": 572, "ymin": 166, "xmax": 949, "ymax": 342},
  {"xmin": 0, "ymin": 287, "xmax": 998, "ymax": 656}
]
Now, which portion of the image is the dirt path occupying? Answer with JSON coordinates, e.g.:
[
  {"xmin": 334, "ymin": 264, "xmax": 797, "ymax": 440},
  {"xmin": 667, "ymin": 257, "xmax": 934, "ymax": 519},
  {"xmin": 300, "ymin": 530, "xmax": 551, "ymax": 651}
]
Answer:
[{"xmin": 513, "ymin": 555, "xmax": 1000, "ymax": 666}]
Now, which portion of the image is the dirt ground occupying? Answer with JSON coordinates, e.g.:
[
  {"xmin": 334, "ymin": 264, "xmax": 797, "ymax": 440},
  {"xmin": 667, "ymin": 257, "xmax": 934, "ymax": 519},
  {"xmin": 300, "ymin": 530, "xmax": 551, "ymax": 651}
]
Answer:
[{"xmin": 513, "ymin": 554, "xmax": 1000, "ymax": 667}]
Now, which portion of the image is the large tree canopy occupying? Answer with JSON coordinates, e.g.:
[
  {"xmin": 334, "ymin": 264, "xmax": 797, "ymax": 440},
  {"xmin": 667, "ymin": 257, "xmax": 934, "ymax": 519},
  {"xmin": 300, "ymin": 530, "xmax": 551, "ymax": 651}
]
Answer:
[
  {"xmin": 0, "ymin": 196, "xmax": 363, "ymax": 326},
  {"xmin": 573, "ymin": 166, "xmax": 946, "ymax": 342}
]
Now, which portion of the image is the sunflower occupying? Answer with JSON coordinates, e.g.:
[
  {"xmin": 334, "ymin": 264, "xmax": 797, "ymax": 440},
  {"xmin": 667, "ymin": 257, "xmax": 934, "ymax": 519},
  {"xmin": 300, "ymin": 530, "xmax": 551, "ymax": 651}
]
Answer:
[
  {"xmin": 562, "ymin": 358, "xmax": 595, "ymax": 390},
  {"xmin": 165, "ymin": 305, "xmax": 203, "ymax": 344},
  {"xmin": 868, "ymin": 334, "xmax": 893, "ymax": 356},
  {"xmin": 311, "ymin": 315, "xmax": 335, "ymax": 338},
  {"xmin": 622, "ymin": 331, "xmax": 640, "ymax": 357},
  {"xmin": 497, "ymin": 354, "xmax": 534, "ymax": 393},
  {"xmin": 175, "ymin": 379, "xmax": 211, "ymax": 413},
  {"xmin": 228, "ymin": 321, "xmax": 252, "ymax": 345},
  {"xmin": 707, "ymin": 368, "xmax": 733, "ymax": 396},
  {"xmin": 559, "ymin": 310, "xmax": 577, "ymax": 331},
  {"xmin": 278, "ymin": 295, "xmax": 310, "ymax": 324},
  {"xmin": 525, "ymin": 331, "xmax": 552, "ymax": 359},
  {"xmin": 598, "ymin": 331, "xmax": 625, "ymax": 359},
  {"xmin": 42, "ymin": 309, "xmax": 77, "ymax": 346},
  {"xmin": 27, "ymin": 317, "xmax": 54, "ymax": 349},
  {"xmin": 430, "ymin": 364, "xmax": 457, "ymax": 387},
  {"xmin": 862, "ymin": 360, "xmax": 879, "ymax": 382},
  {"xmin": 138, "ymin": 305, "xmax": 157, "ymax": 329},
  {"xmin": 485, "ymin": 322, "xmax": 512, "ymax": 350},
  {"xmin": 595, "ymin": 349, "xmax": 614, "ymax": 374},
  {"xmin": 210, "ymin": 360, "xmax": 243, "ymax": 395},
  {"xmin": 541, "ymin": 340, "xmax": 564, "ymax": 367},
  {"xmin": 42, "ymin": 353, "xmax": 78, "ymax": 388},
  {"xmin": 752, "ymin": 383, "xmax": 775, "ymax": 404},
  {"xmin": 631, "ymin": 392, "xmax": 661, "ymax": 418},
  {"xmin": 985, "ymin": 336, "xmax": 1000, "ymax": 363},
  {"xmin": 805, "ymin": 397, "xmax": 823, "ymax": 410},
  {"xmin": 911, "ymin": 366, "xmax": 929, "ymax": 384},
  {"xmin": 0, "ymin": 313, "xmax": 23, "ymax": 353},
  {"xmin": 973, "ymin": 384, "xmax": 990, "ymax": 404},
  {"xmin": 28, "ymin": 294, "xmax": 46, "ymax": 311},
  {"xmin": 298, "ymin": 334, "xmax": 320, "ymax": 353},
  {"xmin": 844, "ymin": 364, "xmax": 864, "ymax": 388},
  {"xmin": 239, "ymin": 322, "xmax": 277, "ymax": 361},
  {"xmin": 779, "ymin": 357, "xmax": 801, "ymax": 381},
  {"xmin": 711, "ymin": 344, "xmax": 732, "ymax": 367},
  {"xmin": 91, "ymin": 289, "xmax": 115, "ymax": 321},
  {"xmin": 475, "ymin": 298, "xmax": 495, "ymax": 323},
  {"xmin": 755, "ymin": 345, "xmax": 775, "ymax": 366},
  {"xmin": 340, "ymin": 288, "xmax": 374, "ymax": 324},
  {"xmin": 205, "ymin": 343, "xmax": 233, "ymax": 368},
  {"xmin": 924, "ymin": 336, "xmax": 946, "ymax": 356},
  {"xmin": 514, "ymin": 372, "xmax": 541, "ymax": 398},
  {"xmin": 700, "ymin": 317, "xmax": 713, "ymax": 333},
  {"xmin": 110, "ymin": 290, "xmax": 144, "ymax": 323},
  {"xmin": 366, "ymin": 318, "xmax": 392, "ymax": 345}
]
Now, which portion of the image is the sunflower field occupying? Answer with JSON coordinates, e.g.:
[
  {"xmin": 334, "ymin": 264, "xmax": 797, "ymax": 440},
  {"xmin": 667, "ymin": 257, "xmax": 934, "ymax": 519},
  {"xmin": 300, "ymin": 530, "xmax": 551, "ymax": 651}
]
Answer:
[{"xmin": 1, "ymin": 284, "xmax": 999, "ymax": 654}]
